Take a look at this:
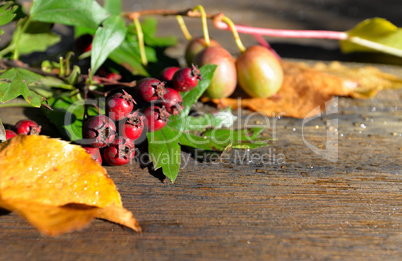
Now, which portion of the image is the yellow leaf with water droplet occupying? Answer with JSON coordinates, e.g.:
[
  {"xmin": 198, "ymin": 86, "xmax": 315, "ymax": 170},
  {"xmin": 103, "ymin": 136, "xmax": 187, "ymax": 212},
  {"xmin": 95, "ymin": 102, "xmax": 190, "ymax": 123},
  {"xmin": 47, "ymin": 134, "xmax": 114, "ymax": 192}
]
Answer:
[{"xmin": 0, "ymin": 135, "xmax": 141, "ymax": 236}]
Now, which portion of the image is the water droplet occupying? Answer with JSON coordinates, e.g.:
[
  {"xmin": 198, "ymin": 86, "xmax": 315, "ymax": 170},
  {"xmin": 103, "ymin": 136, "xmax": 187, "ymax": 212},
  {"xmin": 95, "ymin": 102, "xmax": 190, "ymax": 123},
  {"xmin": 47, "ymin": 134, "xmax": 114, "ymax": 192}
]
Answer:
[
  {"xmin": 315, "ymin": 125, "xmax": 319, "ymax": 129},
  {"xmin": 371, "ymin": 107, "xmax": 376, "ymax": 112},
  {"xmin": 292, "ymin": 128, "xmax": 296, "ymax": 132},
  {"xmin": 247, "ymin": 240, "xmax": 251, "ymax": 245},
  {"xmin": 360, "ymin": 123, "xmax": 366, "ymax": 129}
]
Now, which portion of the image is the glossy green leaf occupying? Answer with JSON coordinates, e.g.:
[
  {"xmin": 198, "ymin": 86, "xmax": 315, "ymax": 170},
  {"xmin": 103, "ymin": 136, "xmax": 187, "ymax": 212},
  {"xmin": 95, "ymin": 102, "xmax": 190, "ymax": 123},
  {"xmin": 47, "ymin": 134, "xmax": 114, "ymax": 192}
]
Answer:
[
  {"xmin": 0, "ymin": 68, "xmax": 45, "ymax": 107},
  {"xmin": 0, "ymin": 2, "xmax": 17, "ymax": 26},
  {"xmin": 104, "ymin": 0, "xmax": 121, "ymax": 16},
  {"xmin": 91, "ymin": 15, "xmax": 127, "ymax": 75},
  {"xmin": 340, "ymin": 18, "xmax": 402, "ymax": 57},
  {"xmin": 183, "ymin": 108, "xmax": 237, "ymax": 132},
  {"xmin": 147, "ymin": 127, "xmax": 182, "ymax": 183},
  {"xmin": 30, "ymin": 0, "xmax": 108, "ymax": 29}
]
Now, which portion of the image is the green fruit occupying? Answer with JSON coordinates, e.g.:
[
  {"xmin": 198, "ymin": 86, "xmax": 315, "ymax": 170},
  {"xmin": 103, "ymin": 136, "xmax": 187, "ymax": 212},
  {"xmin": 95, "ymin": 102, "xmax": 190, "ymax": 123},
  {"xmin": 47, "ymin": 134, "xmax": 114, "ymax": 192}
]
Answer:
[
  {"xmin": 236, "ymin": 45, "xmax": 283, "ymax": 98},
  {"xmin": 185, "ymin": 37, "xmax": 221, "ymax": 66},
  {"xmin": 194, "ymin": 46, "xmax": 237, "ymax": 99}
]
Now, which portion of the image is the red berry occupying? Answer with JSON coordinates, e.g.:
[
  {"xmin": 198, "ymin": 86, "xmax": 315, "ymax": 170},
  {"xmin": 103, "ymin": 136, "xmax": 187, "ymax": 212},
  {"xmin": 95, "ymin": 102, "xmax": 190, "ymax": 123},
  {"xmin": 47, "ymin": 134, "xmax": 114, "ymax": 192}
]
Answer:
[
  {"xmin": 162, "ymin": 88, "xmax": 183, "ymax": 116},
  {"xmin": 136, "ymin": 78, "xmax": 167, "ymax": 102},
  {"xmin": 144, "ymin": 106, "xmax": 169, "ymax": 132},
  {"xmin": 82, "ymin": 115, "xmax": 116, "ymax": 148},
  {"xmin": 172, "ymin": 64, "xmax": 202, "ymax": 92},
  {"xmin": 106, "ymin": 72, "xmax": 122, "ymax": 81},
  {"xmin": 83, "ymin": 147, "xmax": 102, "ymax": 164},
  {"xmin": 15, "ymin": 119, "xmax": 41, "ymax": 135},
  {"xmin": 106, "ymin": 90, "xmax": 136, "ymax": 121},
  {"xmin": 159, "ymin": 66, "xmax": 180, "ymax": 82},
  {"xmin": 5, "ymin": 129, "xmax": 17, "ymax": 140},
  {"xmin": 120, "ymin": 111, "xmax": 145, "ymax": 141},
  {"xmin": 102, "ymin": 137, "xmax": 136, "ymax": 166}
]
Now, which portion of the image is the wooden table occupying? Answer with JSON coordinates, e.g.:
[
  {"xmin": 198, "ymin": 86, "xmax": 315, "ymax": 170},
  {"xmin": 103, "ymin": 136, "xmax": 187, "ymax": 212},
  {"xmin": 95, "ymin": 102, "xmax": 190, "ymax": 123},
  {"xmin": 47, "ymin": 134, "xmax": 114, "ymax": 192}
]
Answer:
[
  {"xmin": 1, "ymin": 1, "xmax": 402, "ymax": 259},
  {"xmin": 1, "ymin": 78, "xmax": 401, "ymax": 260}
]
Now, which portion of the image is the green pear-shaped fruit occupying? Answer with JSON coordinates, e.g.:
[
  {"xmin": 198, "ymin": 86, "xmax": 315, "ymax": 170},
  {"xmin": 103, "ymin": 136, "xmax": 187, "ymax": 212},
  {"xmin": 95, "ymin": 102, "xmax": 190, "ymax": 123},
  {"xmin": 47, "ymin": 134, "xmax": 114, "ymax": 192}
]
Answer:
[
  {"xmin": 185, "ymin": 37, "xmax": 221, "ymax": 66},
  {"xmin": 194, "ymin": 46, "xmax": 237, "ymax": 99},
  {"xmin": 236, "ymin": 45, "xmax": 283, "ymax": 98}
]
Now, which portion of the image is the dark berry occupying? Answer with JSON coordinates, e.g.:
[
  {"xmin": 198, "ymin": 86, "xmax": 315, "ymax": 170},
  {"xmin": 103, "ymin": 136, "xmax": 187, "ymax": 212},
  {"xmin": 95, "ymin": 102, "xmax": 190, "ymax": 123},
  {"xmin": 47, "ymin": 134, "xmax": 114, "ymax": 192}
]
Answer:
[
  {"xmin": 120, "ymin": 111, "xmax": 145, "ymax": 141},
  {"xmin": 159, "ymin": 66, "xmax": 180, "ymax": 82},
  {"xmin": 83, "ymin": 147, "xmax": 102, "ymax": 165},
  {"xmin": 144, "ymin": 106, "xmax": 169, "ymax": 132},
  {"xmin": 15, "ymin": 119, "xmax": 41, "ymax": 135},
  {"xmin": 162, "ymin": 88, "xmax": 183, "ymax": 116},
  {"xmin": 106, "ymin": 90, "xmax": 136, "ymax": 121},
  {"xmin": 102, "ymin": 137, "xmax": 136, "ymax": 166},
  {"xmin": 82, "ymin": 115, "xmax": 116, "ymax": 148},
  {"xmin": 172, "ymin": 64, "xmax": 202, "ymax": 92},
  {"xmin": 5, "ymin": 129, "xmax": 17, "ymax": 140},
  {"xmin": 136, "ymin": 78, "xmax": 167, "ymax": 102}
]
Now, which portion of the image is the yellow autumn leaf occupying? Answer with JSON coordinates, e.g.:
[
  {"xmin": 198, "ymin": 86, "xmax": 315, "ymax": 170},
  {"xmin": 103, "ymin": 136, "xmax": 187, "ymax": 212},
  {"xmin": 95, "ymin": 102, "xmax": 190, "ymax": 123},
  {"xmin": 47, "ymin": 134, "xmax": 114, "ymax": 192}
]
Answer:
[{"xmin": 0, "ymin": 135, "xmax": 141, "ymax": 236}]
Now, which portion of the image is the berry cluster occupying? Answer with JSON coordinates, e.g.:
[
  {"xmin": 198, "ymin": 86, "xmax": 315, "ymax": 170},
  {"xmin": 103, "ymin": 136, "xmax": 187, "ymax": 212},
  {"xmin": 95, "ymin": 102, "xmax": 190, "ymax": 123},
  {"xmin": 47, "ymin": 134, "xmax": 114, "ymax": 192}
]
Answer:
[
  {"xmin": 4, "ymin": 119, "xmax": 42, "ymax": 140},
  {"xmin": 81, "ymin": 64, "xmax": 202, "ymax": 166}
]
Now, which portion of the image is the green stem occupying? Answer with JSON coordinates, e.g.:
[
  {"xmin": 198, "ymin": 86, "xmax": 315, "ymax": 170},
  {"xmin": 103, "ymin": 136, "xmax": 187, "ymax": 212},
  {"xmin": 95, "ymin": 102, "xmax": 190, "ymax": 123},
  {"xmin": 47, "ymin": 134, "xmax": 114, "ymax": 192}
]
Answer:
[
  {"xmin": 347, "ymin": 36, "xmax": 402, "ymax": 58},
  {"xmin": 134, "ymin": 17, "xmax": 148, "ymax": 66},
  {"xmin": 12, "ymin": 18, "xmax": 31, "ymax": 60}
]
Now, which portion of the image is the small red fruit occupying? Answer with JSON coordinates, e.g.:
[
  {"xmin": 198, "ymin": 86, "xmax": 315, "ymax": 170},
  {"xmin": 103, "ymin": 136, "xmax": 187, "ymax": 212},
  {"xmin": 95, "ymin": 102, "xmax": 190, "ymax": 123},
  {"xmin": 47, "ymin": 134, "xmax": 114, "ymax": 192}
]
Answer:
[
  {"xmin": 15, "ymin": 119, "xmax": 41, "ymax": 135},
  {"xmin": 106, "ymin": 72, "xmax": 122, "ymax": 81},
  {"xmin": 172, "ymin": 64, "xmax": 202, "ymax": 92},
  {"xmin": 106, "ymin": 90, "xmax": 136, "ymax": 121},
  {"xmin": 159, "ymin": 66, "xmax": 180, "ymax": 82},
  {"xmin": 120, "ymin": 111, "xmax": 145, "ymax": 141},
  {"xmin": 5, "ymin": 129, "xmax": 17, "ymax": 140},
  {"xmin": 144, "ymin": 106, "xmax": 169, "ymax": 132},
  {"xmin": 194, "ymin": 46, "xmax": 237, "ymax": 99},
  {"xmin": 83, "ymin": 147, "xmax": 102, "ymax": 164},
  {"xmin": 162, "ymin": 88, "xmax": 183, "ymax": 116},
  {"xmin": 102, "ymin": 137, "xmax": 136, "ymax": 166},
  {"xmin": 82, "ymin": 115, "xmax": 116, "ymax": 148},
  {"xmin": 236, "ymin": 45, "xmax": 284, "ymax": 98},
  {"xmin": 136, "ymin": 78, "xmax": 167, "ymax": 102}
]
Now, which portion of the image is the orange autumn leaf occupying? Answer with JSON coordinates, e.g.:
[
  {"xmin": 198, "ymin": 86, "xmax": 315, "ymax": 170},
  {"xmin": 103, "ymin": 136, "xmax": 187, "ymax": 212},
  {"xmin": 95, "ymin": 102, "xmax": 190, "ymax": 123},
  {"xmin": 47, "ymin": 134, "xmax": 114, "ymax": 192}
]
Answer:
[
  {"xmin": 0, "ymin": 135, "xmax": 141, "ymax": 236},
  {"xmin": 210, "ymin": 61, "xmax": 357, "ymax": 119}
]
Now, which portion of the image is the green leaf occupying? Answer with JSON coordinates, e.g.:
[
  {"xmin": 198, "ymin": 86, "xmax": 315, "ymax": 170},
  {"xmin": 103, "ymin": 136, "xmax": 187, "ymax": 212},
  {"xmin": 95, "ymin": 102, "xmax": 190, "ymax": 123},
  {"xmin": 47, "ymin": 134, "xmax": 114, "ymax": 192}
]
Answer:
[
  {"xmin": 0, "ymin": 68, "xmax": 45, "ymax": 107},
  {"xmin": 0, "ymin": 118, "xmax": 5, "ymax": 142},
  {"xmin": 104, "ymin": 0, "xmax": 121, "ymax": 16},
  {"xmin": 43, "ymin": 95, "xmax": 100, "ymax": 141},
  {"xmin": 140, "ymin": 18, "xmax": 177, "ymax": 47},
  {"xmin": 147, "ymin": 127, "xmax": 182, "ymax": 183},
  {"xmin": 181, "ymin": 108, "xmax": 237, "ymax": 132},
  {"xmin": 91, "ymin": 15, "xmax": 127, "ymax": 75},
  {"xmin": 11, "ymin": 19, "xmax": 61, "ymax": 56},
  {"xmin": 0, "ymin": 2, "xmax": 18, "ymax": 26},
  {"xmin": 340, "ymin": 18, "xmax": 402, "ymax": 57},
  {"xmin": 30, "ymin": 0, "xmax": 108, "ymax": 29}
]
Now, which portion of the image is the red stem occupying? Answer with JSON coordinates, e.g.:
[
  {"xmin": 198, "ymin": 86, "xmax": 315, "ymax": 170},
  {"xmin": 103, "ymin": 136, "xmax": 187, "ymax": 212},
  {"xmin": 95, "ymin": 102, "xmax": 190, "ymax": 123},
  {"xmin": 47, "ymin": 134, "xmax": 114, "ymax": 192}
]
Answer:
[{"xmin": 215, "ymin": 22, "xmax": 348, "ymax": 40}]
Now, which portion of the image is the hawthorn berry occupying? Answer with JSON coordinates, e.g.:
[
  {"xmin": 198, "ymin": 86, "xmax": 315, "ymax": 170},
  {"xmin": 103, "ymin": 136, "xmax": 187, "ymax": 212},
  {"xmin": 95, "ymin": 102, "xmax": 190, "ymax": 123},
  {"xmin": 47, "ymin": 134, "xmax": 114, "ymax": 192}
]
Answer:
[
  {"xmin": 136, "ymin": 77, "xmax": 167, "ymax": 102},
  {"xmin": 120, "ymin": 111, "xmax": 145, "ymax": 141},
  {"xmin": 106, "ymin": 90, "xmax": 136, "ymax": 121},
  {"xmin": 162, "ymin": 88, "xmax": 183, "ymax": 116},
  {"xmin": 159, "ymin": 66, "xmax": 180, "ymax": 82},
  {"xmin": 15, "ymin": 119, "xmax": 41, "ymax": 135},
  {"xmin": 82, "ymin": 115, "xmax": 116, "ymax": 148},
  {"xmin": 5, "ymin": 129, "xmax": 17, "ymax": 140},
  {"xmin": 102, "ymin": 137, "xmax": 136, "ymax": 166},
  {"xmin": 172, "ymin": 64, "xmax": 202, "ymax": 92},
  {"xmin": 144, "ymin": 106, "xmax": 170, "ymax": 132},
  {"xmin": 83, "ymin": 146, "xmax": 102, "ymax": 164}
]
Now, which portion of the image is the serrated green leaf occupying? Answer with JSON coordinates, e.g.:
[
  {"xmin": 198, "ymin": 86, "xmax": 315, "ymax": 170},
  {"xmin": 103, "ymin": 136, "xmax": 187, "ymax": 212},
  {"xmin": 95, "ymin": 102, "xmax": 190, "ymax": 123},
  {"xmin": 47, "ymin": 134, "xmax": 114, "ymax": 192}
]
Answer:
[
  {"xmin": 147, "ymin": 127, "xmax": 182, "ymax": 183},
  {"xmin": 30, "ymin": 0, "xmax": 108, "ymax": 29},
  {"xmin": 183, "ymin": 108, "xmax": 237, "ymax": 132},
  {"xmin": 43, "ymin": 95, "xmax": 100, "ymax": 141},
  {"xmin": 340, "ymin": 18, "xmax": 402, "ymax": 57},
  {"xmin": 0, "ymin": 68, "xmax": 45, "ymax": 107},
  {"xmin": 0, "ymin": 2, "xmax": 17, "ymax": 26},
  {"xmin": 91, "ymin": 15, "xmax": 127, "ymax": 75},
  {"xmin": 0, "ymin": 118, "xmax": 5, "ymax": 142},
  {"xmin": 9, "ymin": 19, "xmax": 61, "ymax": 56}
]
